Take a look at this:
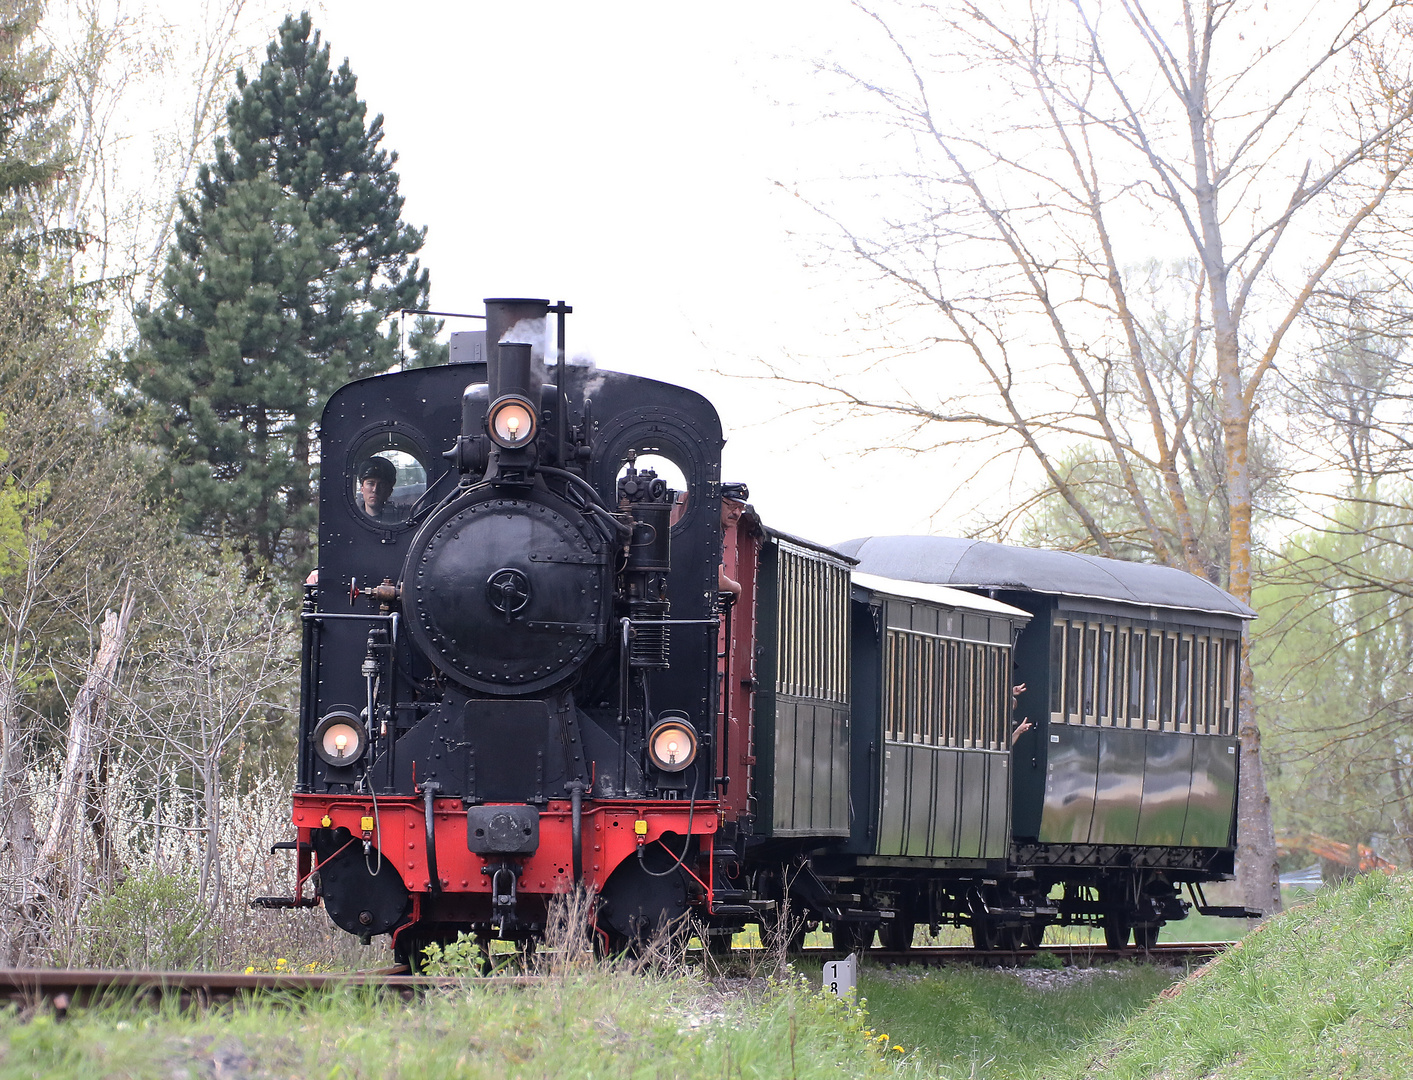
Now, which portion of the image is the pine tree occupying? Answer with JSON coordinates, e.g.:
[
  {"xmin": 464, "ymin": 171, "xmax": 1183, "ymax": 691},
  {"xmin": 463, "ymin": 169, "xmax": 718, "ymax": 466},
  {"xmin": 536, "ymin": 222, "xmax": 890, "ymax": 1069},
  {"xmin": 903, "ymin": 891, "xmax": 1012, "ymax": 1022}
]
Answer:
[
  {"xmin": 0, "ymin": 0, "xmax": 72, "ymax": 254},
  {"xmin": 127, "ymin": 13, "xmax": 443, "ymax": 578}
]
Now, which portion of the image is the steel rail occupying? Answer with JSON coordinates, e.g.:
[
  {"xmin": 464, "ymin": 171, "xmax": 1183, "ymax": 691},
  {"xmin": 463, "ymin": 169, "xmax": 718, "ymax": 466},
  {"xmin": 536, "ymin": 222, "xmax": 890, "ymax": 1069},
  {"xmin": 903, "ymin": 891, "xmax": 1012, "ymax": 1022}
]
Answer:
[
  {"xmin": 0, "ymin": 941, "xmax": 1232, "ymax": 1012},
  {"xmin": 0, "ymin": 967, "xmax": 538, "ymax": 1011},
  {"xmin": 791, "ymin": 940, "xmax": 1233, "ymax": 966}
]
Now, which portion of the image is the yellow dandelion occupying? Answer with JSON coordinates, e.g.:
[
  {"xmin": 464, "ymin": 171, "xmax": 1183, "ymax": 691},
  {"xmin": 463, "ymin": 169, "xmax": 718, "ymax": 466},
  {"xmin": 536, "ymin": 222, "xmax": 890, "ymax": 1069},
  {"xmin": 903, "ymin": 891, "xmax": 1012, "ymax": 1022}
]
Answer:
[
  {"xmin": 892, "ymin": 1045, "xmax": 905, "ymax": 1053},
  {"xmin": 244, "ymin": 966, "xmax": 254, "ymax": 974},
  {"xmin": 875, "ymin": 1033, "xmax": 889, "ymax": 1043}
]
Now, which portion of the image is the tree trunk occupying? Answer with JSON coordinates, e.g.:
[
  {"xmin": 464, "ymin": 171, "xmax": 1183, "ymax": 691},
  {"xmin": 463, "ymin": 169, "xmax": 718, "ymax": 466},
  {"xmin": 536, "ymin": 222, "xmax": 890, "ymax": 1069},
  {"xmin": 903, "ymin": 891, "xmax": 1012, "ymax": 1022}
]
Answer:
[
  {"xmin": 0, "ymin": 666, "xmax": 38, "ymax": 882},
  {"xmin": 36, "ymin": 593, "xmax": 135, "ymax": 881},
  {"xmin": 85, "ymin": 747, "xmax": 118, "ymax": 889},
  {"xmin": 1235, "ymin": 645, "xmax": 1281, "ymax": 914},
  {"xmin": 1221, "ymin": 368, "xmax": 1281, "ymax": 915}
]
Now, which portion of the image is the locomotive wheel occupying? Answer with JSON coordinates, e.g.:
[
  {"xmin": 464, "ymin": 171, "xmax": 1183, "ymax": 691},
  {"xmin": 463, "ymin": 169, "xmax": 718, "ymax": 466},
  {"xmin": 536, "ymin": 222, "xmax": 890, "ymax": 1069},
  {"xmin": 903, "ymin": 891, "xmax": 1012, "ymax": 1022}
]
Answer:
[
  {"xmin": 393, "ymin": 935, "xmax": 420, "ymax": 971},
  {"xmin": 1019, "ymin": 921, "xmax": 1046, "ymax": 949},
  {"xmin": 881, "ymin": 918, "xmax": 915, "ymax": 951},
  {"xmin": 705, "ymin": 929, "xmax": 737, "ymax": 956},
  {"xmin": 1132, "ymin": 923, "xmax": 1159, "ymax": 950},
  {"xmin": 394, "ymin": 929, "xmax": 435, "ymax": 972},
  {"xmin": 597, "ymin": 844, "xmax": 691, "ymax": 958},
  {"xmin": 831, "ymin": 922, "xmax": 875, "ymax": 953}
]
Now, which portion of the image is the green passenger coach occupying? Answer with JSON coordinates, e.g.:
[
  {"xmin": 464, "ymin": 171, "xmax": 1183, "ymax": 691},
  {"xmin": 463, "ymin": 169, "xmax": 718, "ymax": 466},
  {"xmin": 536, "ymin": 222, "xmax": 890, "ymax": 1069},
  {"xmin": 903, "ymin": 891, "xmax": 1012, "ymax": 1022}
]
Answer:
[{"xmin": 830, "ymin": 535, "xmax": 1257, "ymax": 950}]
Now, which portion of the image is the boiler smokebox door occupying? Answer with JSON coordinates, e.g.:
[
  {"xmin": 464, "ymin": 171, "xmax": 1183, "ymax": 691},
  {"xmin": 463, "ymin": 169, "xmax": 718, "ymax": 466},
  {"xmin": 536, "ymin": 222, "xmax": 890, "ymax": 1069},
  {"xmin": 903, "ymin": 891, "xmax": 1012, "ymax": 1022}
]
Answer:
[{"xmin": 405, "ymin": 497, "xmax": 607, "ymax": 694}]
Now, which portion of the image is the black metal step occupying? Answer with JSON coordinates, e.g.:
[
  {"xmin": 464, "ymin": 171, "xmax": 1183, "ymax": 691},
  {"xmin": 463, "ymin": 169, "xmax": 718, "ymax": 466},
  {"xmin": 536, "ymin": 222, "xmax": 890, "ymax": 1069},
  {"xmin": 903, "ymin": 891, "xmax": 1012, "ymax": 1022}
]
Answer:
[
  {"xmin": 713, "ymin": 888, "xmax": 750, "ymax": 902},
  {"xmin": 1196, "ymin": 905, "xmax": 1262, "ymax": 919},
  {"xmin": 250, "ymin": 896, "xmax": 314, "ymax": 910},
  {"xmin": 710, "ymin": 904, "xmax": 756, "ymax": 916}
]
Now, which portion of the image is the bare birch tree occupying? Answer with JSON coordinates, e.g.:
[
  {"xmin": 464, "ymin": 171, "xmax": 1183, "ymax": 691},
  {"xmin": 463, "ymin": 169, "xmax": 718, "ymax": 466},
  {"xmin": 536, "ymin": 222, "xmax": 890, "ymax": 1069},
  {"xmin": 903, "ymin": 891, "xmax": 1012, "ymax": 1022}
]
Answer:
[
  {"xmin": 111, "ymin": 554, "xmax": 293, "ymax": 923},
  {"xmin": 34, "ymin": 0, "xmax": 296, "ymax": 326},
  {"xmin": 775, "ymin": 0, "xmax": 1413, "ymax": 912}
]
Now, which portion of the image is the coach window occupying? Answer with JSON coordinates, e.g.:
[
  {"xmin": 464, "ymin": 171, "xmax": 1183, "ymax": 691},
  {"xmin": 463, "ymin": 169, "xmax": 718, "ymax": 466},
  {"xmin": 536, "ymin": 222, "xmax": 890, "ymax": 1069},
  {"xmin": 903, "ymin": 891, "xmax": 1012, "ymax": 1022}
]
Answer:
[
  {"xmin": 1126, "ymin": 630, "xmax": 1144, "ymax": 726},
  {"xmin": 1221, "ymin": 638, "xmax": 1239, "ymax": 734},
  {"xmin": 1175, "ymin": 636, "xmax": 1190, "ymax": 731},
  {"xmin": 1098, "ymin": 628, "xmax": 1113, "ymax": 722},
  {"xmin": 350, "ymin": 431, "xmax": 430, "ymax": 526},
  {"xmin": 1065, "ymin": 624, "xmax": 1080, "ymax": 721},
  {"xmin": 1189, "ymin": 635, "xmax": 1204, "ymax": 732},
  {"xmin": 1112, "ymin": 630, "xmax": 1129, "ymax": 727},
  {"xmin": 1158, "ymin": 634, "xmax": 1174, "ymax": 730},
  {"xmin": 944, "ymin": 639, "xmax": 959, "ymax": 741},
  {"xmin": 1206, "ymin": 640, "xmax": 1221, "ymax": 734}
]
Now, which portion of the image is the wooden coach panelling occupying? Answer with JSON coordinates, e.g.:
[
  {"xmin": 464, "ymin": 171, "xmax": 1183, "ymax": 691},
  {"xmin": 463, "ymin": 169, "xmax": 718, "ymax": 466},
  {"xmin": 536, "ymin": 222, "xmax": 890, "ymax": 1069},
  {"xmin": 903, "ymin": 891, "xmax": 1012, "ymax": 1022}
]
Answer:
[
  {"xmin": 873, "ymin": 595, "xmax": 1017, "ymax": 861},
  {"xmin": 757, "ymin": 539, "xmax": 853, "ymax": 838}
]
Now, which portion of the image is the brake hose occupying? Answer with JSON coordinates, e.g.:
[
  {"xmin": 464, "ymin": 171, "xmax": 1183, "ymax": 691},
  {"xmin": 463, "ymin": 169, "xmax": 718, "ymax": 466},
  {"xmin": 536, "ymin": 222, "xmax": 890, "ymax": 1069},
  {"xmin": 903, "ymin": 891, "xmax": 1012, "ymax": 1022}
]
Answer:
[{"xmin": 637, "ymin": 767, "xmax": 697, "ymax": 878}]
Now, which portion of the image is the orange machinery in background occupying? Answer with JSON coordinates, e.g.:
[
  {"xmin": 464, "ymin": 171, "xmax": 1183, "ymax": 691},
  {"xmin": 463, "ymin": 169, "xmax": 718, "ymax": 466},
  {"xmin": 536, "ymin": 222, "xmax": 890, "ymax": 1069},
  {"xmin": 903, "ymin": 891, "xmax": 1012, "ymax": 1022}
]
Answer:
[{"xmin": 1275, "ymin": 831, "xmax": 1398, "ymax": 875}]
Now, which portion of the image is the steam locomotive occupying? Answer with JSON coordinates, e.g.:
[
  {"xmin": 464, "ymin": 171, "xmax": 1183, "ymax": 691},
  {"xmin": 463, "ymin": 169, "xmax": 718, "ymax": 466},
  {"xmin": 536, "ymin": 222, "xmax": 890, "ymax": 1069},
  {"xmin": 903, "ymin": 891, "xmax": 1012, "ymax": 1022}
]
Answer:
[{"xmin": 258, "ymin": 297, "xmax": 1257, "ymax": 961}]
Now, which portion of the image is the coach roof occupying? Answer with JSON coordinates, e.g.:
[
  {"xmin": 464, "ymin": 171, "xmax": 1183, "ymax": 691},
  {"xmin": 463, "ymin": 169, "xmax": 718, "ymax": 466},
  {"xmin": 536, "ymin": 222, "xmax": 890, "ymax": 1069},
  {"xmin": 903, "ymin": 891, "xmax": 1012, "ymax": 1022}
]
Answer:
[
  {"xmin": 837, "ymin": 535, "xmax": 1256, "ymax": 620},
  {"xmin": 852, "ymin": 571, "xmax": 1031, "ymax": 621}
]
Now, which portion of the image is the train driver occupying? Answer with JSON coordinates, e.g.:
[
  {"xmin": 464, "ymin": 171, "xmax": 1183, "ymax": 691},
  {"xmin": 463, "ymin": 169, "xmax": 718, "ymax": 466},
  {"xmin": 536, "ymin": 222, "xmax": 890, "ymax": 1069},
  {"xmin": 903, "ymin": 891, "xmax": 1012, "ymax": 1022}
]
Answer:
[
  {"xmin": 356, "ymin": 456, "xmax": 407, "ymax": 521},
  {"xmin": 718, "ymin": 482, "xmax": 749, "ymax": 600}
]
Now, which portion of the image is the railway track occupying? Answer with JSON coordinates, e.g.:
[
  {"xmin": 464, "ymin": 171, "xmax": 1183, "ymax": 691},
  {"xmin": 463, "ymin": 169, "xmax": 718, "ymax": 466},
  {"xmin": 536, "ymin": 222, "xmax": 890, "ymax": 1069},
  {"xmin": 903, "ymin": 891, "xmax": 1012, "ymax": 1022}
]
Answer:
[
  {"xmin": 824, "ymin": 940, "xmax": 1232, "ymax": 966},
  {"xmin": 0, "ymin": 967, "xmax": 536, "ymax": 1012},
  {"xmin": 0, "ymin": 942, "xmax": 1232, "ymax": 1011}
]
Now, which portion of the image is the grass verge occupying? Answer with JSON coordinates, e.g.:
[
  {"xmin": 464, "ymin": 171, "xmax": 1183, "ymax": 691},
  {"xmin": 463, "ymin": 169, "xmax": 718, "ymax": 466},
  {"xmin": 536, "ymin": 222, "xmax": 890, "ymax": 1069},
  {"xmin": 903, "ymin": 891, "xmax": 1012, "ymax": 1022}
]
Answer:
[
  {"xmin": 859, "ymin": 962, "xmax": 1177, "ymax": 1077},
  {"xmin": 1049, "ymin": 871, "xmax": 1413, "ymax": 1080},
  {"xmin": 0, "ymin": 967, "xmax": 901, "ymax": 1079}
]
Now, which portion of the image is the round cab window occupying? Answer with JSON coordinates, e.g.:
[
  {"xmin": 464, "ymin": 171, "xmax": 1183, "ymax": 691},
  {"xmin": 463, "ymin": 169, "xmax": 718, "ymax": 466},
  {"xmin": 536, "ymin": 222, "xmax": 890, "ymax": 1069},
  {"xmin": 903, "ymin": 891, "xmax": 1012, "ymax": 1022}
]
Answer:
[
  {"xmin": 351, "ymin": 432, "xmax": 429, "ymax": 526},
  {"xmin": 615, "ymin": 453, "xmax": 691, "ymax": 527}
]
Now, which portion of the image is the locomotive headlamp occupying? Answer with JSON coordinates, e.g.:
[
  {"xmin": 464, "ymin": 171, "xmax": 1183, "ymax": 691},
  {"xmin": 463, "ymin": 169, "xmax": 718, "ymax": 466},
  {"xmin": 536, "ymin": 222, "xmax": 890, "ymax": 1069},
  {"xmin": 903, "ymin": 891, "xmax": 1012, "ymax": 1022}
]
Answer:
[
  {"xmin": 487, "ymin": 395, "xmax": 538, "ymax": 448},
  {"xmin": 647, "ymin": 716, "xmax": 698, "ymax": 773},
  {"xmin": 313, "ymin": 710, "xmax": 368, "ymax": 767}
]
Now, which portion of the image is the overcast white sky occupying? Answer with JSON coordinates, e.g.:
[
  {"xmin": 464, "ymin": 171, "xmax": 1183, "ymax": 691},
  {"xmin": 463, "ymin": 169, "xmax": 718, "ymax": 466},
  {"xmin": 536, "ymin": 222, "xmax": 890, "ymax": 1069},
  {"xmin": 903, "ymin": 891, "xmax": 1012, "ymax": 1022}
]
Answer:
[
  {"xmin": 74, "ymin": 1, "xmax": 1372, "ymax": 547},
  {"xmin": 307, "ymin": 1, "xmax": 960, "ymax": 545}
]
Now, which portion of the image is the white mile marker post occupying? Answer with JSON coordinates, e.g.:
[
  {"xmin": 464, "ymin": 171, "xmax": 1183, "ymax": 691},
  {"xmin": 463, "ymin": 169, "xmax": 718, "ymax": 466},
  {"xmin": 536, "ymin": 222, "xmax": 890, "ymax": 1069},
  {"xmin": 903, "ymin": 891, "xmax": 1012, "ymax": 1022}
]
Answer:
[{"xmin": 823, "ymin": 952, "xmax": 857, "ymax": 999}]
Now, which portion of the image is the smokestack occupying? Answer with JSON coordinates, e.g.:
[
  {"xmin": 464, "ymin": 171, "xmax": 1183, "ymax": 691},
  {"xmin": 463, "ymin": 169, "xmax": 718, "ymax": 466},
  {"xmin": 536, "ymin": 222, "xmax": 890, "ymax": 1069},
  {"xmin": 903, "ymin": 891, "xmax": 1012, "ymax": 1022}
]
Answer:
[{"xmin": 484, "ymin": 297, "xmax": 549, "ymax": 402}]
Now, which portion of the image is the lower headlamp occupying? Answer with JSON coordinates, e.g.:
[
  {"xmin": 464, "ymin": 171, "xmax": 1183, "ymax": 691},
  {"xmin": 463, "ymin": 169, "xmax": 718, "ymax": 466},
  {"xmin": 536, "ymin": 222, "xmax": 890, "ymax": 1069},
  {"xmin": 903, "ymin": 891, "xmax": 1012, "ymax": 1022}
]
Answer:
[
  {"xmin": 313, "ymin": 710, "xmax": 368, "ymax": 767},
  {"xmin": 647, "ymin": 716, "xmax": 698, "ymax": 773}
]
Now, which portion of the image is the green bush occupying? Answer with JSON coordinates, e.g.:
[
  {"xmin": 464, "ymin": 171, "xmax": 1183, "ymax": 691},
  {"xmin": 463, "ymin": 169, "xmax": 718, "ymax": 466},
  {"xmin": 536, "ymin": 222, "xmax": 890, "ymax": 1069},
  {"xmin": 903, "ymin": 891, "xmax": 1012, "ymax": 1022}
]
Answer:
[
  {"xmin": 81, "ymin": 869, "xmax": 215, "ymax": 970},
  {"xmin": 1025, "ymin": 948, "xmax": 1066, "ymax": 969}
]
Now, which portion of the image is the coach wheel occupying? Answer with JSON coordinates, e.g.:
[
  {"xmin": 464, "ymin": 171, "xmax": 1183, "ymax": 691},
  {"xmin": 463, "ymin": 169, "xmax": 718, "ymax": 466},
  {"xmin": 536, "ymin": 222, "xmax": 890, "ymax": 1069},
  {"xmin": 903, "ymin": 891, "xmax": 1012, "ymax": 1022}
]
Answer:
[
  {"xmin": 1102, "ymin": 915, "xmax": 1132, "ymax": 950},
  {"xmin": 831, "ymin": 922, "xmax": 875, "ymax": 953},
  {"xmin": 759, "ymin": 907, "xmax": 807, "ymax": 954},
  {"xmin": 999, "ymin": 926, "xmax": 1029, "ymax": 951},
  {"xmin": 881, "ymin": 918, "xmax": 915, "ymax": 951},
  {"xmin": 971, "ymin": 917, "xmax": 1003, "ymax": 950},
  {"xmin": 974, "ymin": 921, "xmax": 1027, "ymax": 951}
]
